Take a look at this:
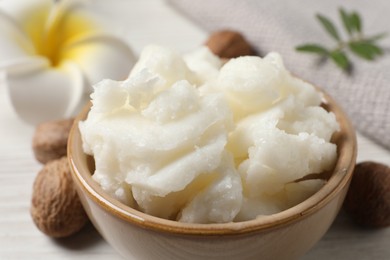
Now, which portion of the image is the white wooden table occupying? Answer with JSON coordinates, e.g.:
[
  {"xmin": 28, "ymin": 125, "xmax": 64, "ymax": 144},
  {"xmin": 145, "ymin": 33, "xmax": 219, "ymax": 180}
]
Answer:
[{"xmin": 0, "ymin": 1, "xmax": 389, "ymax": 259}]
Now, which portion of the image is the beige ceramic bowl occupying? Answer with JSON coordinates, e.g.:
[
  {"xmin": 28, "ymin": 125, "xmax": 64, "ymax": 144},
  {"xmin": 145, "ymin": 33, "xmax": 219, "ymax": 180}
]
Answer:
[{"xmin": 68, "ymin": 90, "xmax": 357, "ymax": 260}]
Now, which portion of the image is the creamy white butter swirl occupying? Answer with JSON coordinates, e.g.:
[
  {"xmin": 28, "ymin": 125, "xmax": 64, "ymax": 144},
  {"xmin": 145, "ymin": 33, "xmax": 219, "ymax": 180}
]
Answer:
[{"xmin": 80, "ymin": 45, "xmax": 339, "ymax": 223}]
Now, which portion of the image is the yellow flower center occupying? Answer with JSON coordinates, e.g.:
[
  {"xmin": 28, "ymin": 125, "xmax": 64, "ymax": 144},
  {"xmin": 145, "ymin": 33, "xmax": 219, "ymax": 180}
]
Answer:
[{"xmin": 24, "ymin": 3, "xmax": 99, "ymax": 67}]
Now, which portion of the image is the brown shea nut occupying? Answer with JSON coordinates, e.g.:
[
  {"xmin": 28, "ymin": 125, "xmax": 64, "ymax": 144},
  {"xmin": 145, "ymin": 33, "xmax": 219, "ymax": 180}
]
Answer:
[
  {"xmin": 205, "ymin": 30, "xmax": 255, "ymax": 58},
  {"xmin": 31, "ymin": 156, "xmax": 88, "ymax": 238},
  {"xmin": 343, "ymin": 161, "xmax": 390, "ymax": 228},
  {"xmin": 32, "ymin": 118, "xmax": 74, "ymax": 164}
]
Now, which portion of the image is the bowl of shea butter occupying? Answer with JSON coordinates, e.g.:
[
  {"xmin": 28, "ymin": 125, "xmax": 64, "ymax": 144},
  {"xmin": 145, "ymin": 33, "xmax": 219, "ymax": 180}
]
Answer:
[{"xmin": 68, "ymin": 45, "xmax": 356, "ymax": 260}]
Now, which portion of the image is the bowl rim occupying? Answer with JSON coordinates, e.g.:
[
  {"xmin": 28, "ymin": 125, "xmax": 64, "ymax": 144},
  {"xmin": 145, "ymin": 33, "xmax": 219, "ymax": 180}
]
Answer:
[{"xmin": 68, "ymin": 88, "xmax": 357, "ymax": 236}]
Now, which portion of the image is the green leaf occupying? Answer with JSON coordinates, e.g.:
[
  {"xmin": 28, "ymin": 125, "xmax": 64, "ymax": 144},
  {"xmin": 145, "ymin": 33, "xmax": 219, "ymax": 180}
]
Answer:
[
  {"xmin": 295, "ymin": 44, "xmax": 329, "ymax": 55},
  {"xmin": 339, "ymin": 8, "xmax": 353, "ymax": 35},
  {"xmin": 330, "ymin": 50, "xmax": 350, "ymax": 69},
  {"xmin": 349, "ymin": 41, "xmax": 383, "ymax": 60},
  {"xmin": 350, "ymin": 12, "xmax": 362, "ymax": 33},
  {"xmin": 316, "ymin": 14, "xmax": 341, "ymax": 41},
  {"xmin": 366, "ymin": 32, "xmax": 388, "ymax": 42},
  {"xmin": 295, "ymin": 8, "xmax": 385, "ymax": 72}
]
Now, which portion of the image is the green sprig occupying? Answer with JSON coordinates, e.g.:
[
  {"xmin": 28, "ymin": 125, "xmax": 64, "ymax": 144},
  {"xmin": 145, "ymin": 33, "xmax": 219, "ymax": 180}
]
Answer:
[{"xmin": 296, "ymin": 8, "xmax": 387, "ymax": 71}]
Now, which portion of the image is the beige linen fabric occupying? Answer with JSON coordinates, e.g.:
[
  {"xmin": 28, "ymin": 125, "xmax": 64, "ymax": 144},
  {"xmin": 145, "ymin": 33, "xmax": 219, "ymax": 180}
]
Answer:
[{"xmin": 168, "ymin": 0, "xmax": 390, "ymax": 149}]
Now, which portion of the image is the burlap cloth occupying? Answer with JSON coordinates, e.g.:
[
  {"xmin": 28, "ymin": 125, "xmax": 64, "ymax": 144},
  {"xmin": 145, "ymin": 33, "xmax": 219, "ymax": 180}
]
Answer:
[{"xmin": 168, "ymin": 0, "xmax": 390, "ymax": 150}]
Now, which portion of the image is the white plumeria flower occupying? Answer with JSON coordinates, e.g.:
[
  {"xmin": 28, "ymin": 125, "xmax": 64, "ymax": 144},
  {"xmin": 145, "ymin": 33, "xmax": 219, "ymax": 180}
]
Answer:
[{"xmin": 0, "ymin": 0, "xmax": 136, "ymax": 124}]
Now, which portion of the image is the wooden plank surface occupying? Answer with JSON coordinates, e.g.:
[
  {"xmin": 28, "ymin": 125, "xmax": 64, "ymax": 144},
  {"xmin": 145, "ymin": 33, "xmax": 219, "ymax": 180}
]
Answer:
[{"xmin": 0, "ymin": 1, "xmax": 389, "ymax": 259}]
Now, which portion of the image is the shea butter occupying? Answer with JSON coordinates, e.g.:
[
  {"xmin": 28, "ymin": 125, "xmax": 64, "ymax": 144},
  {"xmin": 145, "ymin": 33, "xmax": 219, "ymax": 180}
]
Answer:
[{"xmin": 80, "ymin": 45, "xmax": 339, "ymax": 223}]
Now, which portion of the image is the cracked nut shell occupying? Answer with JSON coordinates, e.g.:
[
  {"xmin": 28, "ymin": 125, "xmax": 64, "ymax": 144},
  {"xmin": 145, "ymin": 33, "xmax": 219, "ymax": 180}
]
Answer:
[
  {"xmin": 343, "ymin": 161, "xmax": 390, "ymax": 228},
  {"xmin": 31, "ymin": 156, "xmax": 88, "ymax": 237},
  {"xmin": 32, "ymin": 118, "xmax": 74, "ymax": 164},
  {"xmin": 205, "ymin": 30, "xmax": 255, "ymax": 58}
]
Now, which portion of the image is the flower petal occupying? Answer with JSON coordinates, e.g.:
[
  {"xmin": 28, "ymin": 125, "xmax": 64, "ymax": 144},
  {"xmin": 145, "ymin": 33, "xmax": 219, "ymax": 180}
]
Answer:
[
  {"xmin": 39, "ymin": 0, "xmax": 108, "ymax": 66},
  {"xmin": 0, "ymin": 0, "xmax": 52, "ymax": 52},
  {"xmin": 0, "ymin": 0, "xmax": 104, "ymax": 64},
  {"xmin": 46, "ymin": 0, "xmax": 107, "ymax": 45},
  {"xmin": 60, "ymin": 34, "xmax": 136, "ymax": 85},
  {"xmin": 0, "ymin": 9, "xmax": 34, "ymax": 65},
  {"xmin": 6, "ymin": 57, "xmax": 87, "ymax": 124}
]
